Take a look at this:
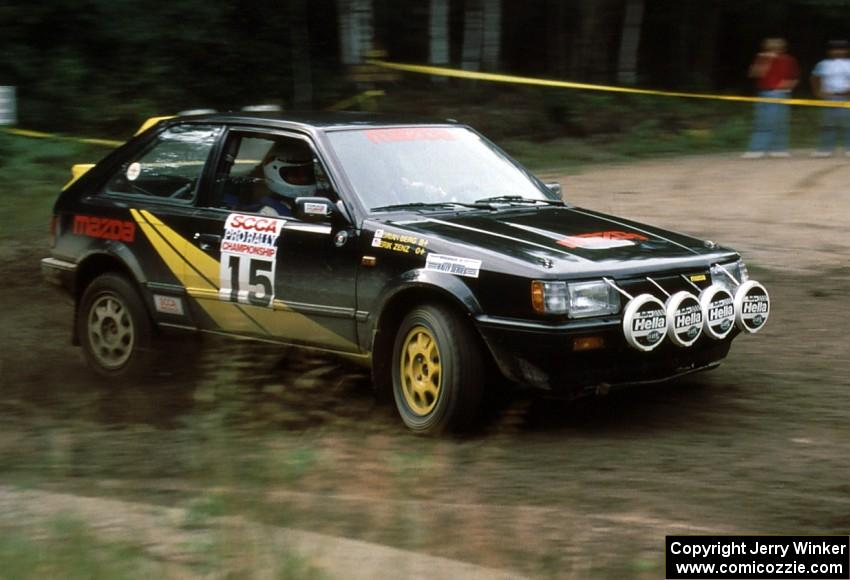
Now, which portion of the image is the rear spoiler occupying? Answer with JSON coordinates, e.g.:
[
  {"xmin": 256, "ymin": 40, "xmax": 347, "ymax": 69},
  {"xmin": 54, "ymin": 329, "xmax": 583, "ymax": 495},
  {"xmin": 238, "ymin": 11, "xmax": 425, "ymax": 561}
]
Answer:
[
  {"xmin": 62, "ymin": 164, "xmax": 96, "ymax": 191},
  {"xmin": 134, "ymin": 115, "xmax": 174, "ymax": 135}
]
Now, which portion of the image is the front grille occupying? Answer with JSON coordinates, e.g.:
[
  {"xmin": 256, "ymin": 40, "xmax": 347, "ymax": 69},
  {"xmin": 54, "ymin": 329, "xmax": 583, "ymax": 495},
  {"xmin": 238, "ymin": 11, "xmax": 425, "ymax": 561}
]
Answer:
[{"xmin": 616, "ymin": 268, "xmax": 712, "ymax": 303}]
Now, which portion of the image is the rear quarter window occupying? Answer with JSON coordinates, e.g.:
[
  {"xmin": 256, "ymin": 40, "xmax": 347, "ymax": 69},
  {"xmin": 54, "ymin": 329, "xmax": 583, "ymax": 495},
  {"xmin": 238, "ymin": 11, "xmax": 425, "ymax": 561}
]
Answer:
[{"xmin": 102, "ymin": 125, "xmax": 221, "ymax": 203}]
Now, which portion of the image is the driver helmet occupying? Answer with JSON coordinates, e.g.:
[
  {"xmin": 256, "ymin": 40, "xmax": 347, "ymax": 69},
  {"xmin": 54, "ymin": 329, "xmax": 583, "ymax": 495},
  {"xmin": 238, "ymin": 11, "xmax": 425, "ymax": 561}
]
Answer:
[{"xmin": 262, "ymin": 140, "xmax": 316, "ymax": 199}]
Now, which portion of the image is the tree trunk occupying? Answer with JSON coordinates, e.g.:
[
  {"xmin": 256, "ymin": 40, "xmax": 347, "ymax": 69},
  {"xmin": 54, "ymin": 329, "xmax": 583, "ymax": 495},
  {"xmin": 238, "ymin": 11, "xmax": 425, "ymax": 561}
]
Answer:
[
  {"xmin": 354, "ymin": 0, "xmax": 374, "ymax": 64},
  {"xmin": 481, "ymin": 0, "xmax": 501, "ymax": 70},
  {"xmin": 337, "ymin": 0, "xmax": 354, "ymax": 65},
  {"xmin": 461, "ymin": 0, "xmax": 483, "ymax": 71},
  {"xmin": 692, "ymin": 2, "xmax": 719, "ymax": 88},
  {"xmin": 571, "ymin": 0, "xmax": 599, "ymax": 80},
  {"xmin": 616, "ymin": 0, "xmax": 644, "ymax": 85},
  {"xmin": 429, "ymin": 0, "xmax": 450, "ymax": 81},
  {"xmin": 337, "ymin": 0, "xmax": 373, "ymax": 65},
  {"xmin": 573, "ymin": 0, "xmax": 617, "ymax": 82},
  {"xmin": 290, "ymin": 0, "xmax": 312, "ymax": 107},
  {"xmin": 547, "ymin": 0, "xmax": 568, "ymax": 77}
]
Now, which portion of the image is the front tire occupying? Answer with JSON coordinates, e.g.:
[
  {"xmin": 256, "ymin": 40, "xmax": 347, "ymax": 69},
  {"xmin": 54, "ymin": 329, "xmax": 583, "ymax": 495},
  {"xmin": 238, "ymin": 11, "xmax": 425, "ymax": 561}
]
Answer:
[
  {"xmin": 391, "ymin": 303, "xmax": 484, "ymax": 434},
  {"xmin": 77, "ymin": 273, "xmax": 153, "ymax": 378}
]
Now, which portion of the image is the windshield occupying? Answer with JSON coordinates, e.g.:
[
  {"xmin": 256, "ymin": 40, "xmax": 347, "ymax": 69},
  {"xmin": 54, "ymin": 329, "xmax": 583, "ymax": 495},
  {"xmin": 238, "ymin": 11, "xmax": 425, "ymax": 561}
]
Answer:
[{"xmin": 325, "ymin": 127, "xmax": 553, "ymax": 211}]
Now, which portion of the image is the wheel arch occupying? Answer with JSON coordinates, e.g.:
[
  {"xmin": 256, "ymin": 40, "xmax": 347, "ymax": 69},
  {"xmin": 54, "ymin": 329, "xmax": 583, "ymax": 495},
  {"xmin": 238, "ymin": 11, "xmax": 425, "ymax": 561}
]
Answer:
[
  {"xmin": 73, "ymin": 250, "xmax": 149, "ymax": 344},
  {"xmin": 369, "ymin": 271, "xmax": 487, "ymax": 399}
]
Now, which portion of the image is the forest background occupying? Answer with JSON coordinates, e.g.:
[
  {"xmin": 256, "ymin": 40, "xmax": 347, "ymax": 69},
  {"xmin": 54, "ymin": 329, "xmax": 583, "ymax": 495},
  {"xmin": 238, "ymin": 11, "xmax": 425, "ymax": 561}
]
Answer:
[{"xmin": 4, "ymin": 0, "xmax": 850, "ymax": 156}]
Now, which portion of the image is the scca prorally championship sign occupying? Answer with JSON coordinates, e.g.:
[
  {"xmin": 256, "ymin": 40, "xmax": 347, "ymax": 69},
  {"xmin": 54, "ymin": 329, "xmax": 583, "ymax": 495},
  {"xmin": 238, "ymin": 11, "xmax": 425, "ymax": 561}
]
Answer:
[
  {"xmin": 218, "ymin": 213, "xmax": 285, "ymax": 307},
  {"xmin": 0, "ymin": 86, "xmax": 17, "ymax": 126}
]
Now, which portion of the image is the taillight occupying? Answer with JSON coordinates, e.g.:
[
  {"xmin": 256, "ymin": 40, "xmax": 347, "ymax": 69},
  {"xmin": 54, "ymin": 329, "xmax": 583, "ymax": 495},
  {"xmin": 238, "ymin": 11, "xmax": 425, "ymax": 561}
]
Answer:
[{"xmin": 49, "ymin": 215, "xmax": 57, "ymax": 247}]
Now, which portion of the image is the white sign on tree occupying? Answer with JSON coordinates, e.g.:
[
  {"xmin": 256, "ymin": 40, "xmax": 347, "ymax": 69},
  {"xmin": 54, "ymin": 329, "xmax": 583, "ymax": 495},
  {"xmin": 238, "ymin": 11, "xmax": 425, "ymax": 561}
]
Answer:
[{"xmin": 0, "ymin": 87, "xmax": 16, "ymax": 126}]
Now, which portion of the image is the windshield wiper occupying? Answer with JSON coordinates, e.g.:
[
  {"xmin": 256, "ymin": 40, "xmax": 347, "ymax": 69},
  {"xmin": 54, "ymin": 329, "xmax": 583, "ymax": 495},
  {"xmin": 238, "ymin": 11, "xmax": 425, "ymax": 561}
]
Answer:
[
  {"xmin": 370, "ymin": 201, "xmax": 487, "ymax": 212},
  {"xmin": 474, "ymin": 195, "xmax": 564, "ymax": 206}
]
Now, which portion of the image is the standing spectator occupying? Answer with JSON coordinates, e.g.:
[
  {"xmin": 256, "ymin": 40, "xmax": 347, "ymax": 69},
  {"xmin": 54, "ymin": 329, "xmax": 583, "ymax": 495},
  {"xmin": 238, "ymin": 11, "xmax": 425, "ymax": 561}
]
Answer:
[
  {"xmin": 743, "ymin": 38, "xmax": 799, "ymax": 159},
  {"xmin": 810, "ymin": 40, "xmax": 850, "ymax": 157}
]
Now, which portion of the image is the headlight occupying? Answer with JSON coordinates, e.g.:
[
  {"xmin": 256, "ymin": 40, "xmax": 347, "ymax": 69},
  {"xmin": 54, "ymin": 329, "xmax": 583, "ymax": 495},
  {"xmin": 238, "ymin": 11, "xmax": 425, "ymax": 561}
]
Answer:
[
  {"xmin": 531, "ymin": 281, "xmax": 569, "ymax": 314},
  {"xmin": 568, "ymin": 281, "xmax": 620, "ymax": 318},
  {"xmin": 531, "ymin": 280, "xmax": 620, "ymax": 318},
  {"xmin": 711, "ymin": 259, "xmax": 749, "ymax": 294}
]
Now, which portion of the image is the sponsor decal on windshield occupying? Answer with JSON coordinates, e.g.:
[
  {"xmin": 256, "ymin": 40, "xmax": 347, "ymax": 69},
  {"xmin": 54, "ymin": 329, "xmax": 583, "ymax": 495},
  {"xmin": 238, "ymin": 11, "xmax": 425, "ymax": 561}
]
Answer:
[
  {"xmin": 557, "ymin": 230, "xmax": 649, "ymax": 249},
  {"xmin": 365, "ymin": 128, "xmax": 455, "ymax": 144}
]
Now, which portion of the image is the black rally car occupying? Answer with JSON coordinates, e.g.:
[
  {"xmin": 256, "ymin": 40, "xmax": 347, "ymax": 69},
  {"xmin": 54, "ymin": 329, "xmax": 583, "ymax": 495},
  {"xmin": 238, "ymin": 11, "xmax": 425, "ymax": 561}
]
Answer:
[{"xmin": 42, "ymin": 113, "xmax": 770, "ymax": 433}]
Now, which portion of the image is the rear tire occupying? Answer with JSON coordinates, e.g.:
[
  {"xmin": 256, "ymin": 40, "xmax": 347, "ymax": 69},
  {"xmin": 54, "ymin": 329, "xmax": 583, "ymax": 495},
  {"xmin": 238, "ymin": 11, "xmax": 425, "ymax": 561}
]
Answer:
[
  {"xmin": 77, "ymin": 273, "xmax": 153, "ymax": 378},
  {"xmin": 391, "ymin": 303, "xmax": 484, "ymax": 434}
]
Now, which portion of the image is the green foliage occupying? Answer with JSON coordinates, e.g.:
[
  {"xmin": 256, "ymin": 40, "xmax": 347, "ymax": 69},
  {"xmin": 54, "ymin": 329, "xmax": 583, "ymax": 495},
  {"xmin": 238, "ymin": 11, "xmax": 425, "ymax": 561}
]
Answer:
[
  {"xmin": 182, "ymin": 494, "xmax": 227, "ymax": 529},
  {"xmin": 4, "ymin": 0, "xmax": 850, "ymax": 136},
  {"xmin": 0, "ymin": 0, "xmax": 339, "ymax": 135},
  {"xmin": 0, "ymin": 516, "xmax": 162, "ymax": 579},
  {"xmin": 0, "ymin": 512, "xmax": 328, "ymax": 579},
  {"xmin": 0, "ymin": 133, "xmax": 106, "ymax": 241},
  {"xmin": 275, "ymin": 552, "xmax": 329, "ymax": 580}
]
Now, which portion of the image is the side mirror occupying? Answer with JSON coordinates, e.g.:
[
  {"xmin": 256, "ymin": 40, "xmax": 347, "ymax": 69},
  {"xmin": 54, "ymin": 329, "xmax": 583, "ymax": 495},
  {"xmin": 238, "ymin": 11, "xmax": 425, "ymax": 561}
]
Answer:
[
  {"xmin": 545, "ymin": 182, "xmax": 562, "ymax": 196},
  {"xmin": 293, "ymin": 197, "xmax": 338, "ymax": 222}
]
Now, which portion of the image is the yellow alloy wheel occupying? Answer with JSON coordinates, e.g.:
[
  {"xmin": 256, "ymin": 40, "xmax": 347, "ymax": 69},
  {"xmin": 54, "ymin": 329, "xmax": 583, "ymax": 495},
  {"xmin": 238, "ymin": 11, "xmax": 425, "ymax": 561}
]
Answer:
[{"xmin": 399, "ymin": 325, "xmax": 442, "ymax": 416}]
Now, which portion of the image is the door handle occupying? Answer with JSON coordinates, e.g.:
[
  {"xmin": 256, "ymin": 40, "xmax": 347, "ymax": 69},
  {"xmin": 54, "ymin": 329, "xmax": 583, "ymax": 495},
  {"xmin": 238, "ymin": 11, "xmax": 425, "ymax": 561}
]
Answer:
[{"xmin": 193, "ymin": 232, "xmax": 221, "ymax": 251}]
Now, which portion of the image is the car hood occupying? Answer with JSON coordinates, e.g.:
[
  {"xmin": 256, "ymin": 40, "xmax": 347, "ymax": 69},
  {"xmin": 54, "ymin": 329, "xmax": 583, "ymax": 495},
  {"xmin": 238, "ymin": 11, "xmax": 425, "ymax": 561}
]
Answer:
[{"xmin": 377, "ymin": 205, "xmax": 734, "ymax": 275}]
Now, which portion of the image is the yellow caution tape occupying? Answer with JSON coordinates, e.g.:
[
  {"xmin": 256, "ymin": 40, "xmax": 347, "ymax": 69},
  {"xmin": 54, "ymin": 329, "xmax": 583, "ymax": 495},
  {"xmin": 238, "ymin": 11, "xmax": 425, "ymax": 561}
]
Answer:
[
  {"xmin": 326, "ymin": 89, "xmax": 386, "ymax": 112},
  {"xmin": 1, "ymin": 115, "xmax": 175, "ymax": 148},
  {"xmin": 15, "ymin": 59, "xmax": 836, "ymax": 154},
  {"xmin": 0, "ymin": 126, "xmax": 123, "ymax": 147},
  {"xmin": 370, "ymin": 60, "xmax": 850, "ymax": 109}
]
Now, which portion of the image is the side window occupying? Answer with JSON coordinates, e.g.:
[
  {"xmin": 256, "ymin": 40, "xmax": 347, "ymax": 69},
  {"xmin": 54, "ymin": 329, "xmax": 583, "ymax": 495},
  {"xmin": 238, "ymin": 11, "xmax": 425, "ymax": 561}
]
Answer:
[
  {"xmin": 102, "ymin": 124, "xmax": 221, "ymax": 203},
  {"xmin": 212, "ymin": 132, "xmax": 333, "ymax": 217}
]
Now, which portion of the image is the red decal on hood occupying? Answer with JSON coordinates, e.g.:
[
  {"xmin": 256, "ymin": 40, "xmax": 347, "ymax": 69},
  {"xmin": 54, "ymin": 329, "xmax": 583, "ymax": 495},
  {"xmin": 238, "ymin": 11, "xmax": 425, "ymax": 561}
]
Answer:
[{"xmin": 557, "ymin": 230, "xmax": 649, "ymax": 249}]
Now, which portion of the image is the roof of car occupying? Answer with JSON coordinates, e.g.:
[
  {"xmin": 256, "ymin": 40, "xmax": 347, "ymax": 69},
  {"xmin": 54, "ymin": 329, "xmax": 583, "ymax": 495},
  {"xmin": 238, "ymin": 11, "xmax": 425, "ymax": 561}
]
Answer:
[{"xmin": 167, "ymin": 111, "xmax": 462, "ymax": 131}]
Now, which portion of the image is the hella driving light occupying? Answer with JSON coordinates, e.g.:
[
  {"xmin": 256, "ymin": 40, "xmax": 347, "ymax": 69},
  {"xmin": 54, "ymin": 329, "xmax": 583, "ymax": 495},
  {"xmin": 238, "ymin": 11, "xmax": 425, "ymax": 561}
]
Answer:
[
  {"xmin": 665, "ymin": 291, "xmax": 703, "ymax": 347},
  {"xmin": 700, "ymin": 285, "xmax": 736, "ymax": 340},
  {"xmin": 734, "ymin": 280, "xmax": 770, "ymax": 333},
  {"xmin": 567, "ymin": 280, "xmax": 620, "ymax": 319},
  {"xmin": 710, "ymin": 260, "xmax": 749, "ymax": 294},
  {"xmin": 622, "ymin": 294, "xmax": 668, "ymax": 351},
  {"xmin": 531, "ymin": 281, "xmax": 569, "ymax": 314}
]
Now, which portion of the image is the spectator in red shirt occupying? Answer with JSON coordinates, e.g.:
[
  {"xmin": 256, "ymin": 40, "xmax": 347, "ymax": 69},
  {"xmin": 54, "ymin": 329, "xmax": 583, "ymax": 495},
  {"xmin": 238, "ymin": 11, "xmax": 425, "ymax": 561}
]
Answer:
[{"xmin": 743, "ymin": 38, "xmax": 800, "ymax": 158}]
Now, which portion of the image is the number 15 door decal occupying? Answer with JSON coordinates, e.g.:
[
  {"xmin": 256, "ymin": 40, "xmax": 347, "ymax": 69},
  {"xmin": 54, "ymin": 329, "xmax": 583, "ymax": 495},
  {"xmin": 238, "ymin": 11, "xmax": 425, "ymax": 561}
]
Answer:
[{"xmin": 218, "ymin": 213, "xmax": 285, "ymax": 307}]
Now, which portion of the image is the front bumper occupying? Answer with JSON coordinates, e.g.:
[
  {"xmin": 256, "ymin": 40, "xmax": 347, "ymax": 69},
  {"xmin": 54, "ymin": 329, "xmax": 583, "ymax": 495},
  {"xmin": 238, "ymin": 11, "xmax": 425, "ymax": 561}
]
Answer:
[{"xmin": 475, "ymin": 314, "xmax": 735, "ymax": 396}]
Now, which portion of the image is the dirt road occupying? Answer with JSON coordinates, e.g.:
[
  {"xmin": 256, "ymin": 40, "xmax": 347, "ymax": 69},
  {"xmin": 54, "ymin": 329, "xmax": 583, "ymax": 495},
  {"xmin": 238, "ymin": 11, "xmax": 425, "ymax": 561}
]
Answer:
[
  {"xmin": 548, "ymin": 153, "xmax": 850, "ymax": 273},
  {"xmin": 1, "ymin": 153, "xmax": 848, "ymax": 578}
]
